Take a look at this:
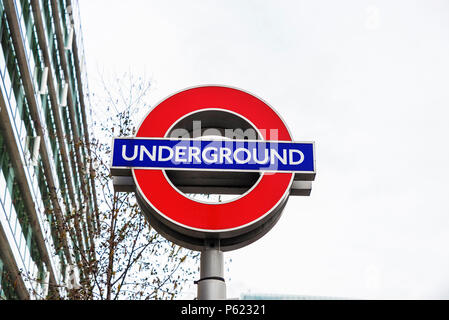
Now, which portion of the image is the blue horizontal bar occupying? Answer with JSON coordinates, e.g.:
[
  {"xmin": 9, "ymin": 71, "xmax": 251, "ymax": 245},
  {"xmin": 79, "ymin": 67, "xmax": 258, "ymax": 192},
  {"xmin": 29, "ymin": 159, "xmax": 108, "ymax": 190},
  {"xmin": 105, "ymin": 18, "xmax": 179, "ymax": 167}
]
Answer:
[{"xmin": 112, "ymin": 138, "xmax": 315, "ymax": 173}]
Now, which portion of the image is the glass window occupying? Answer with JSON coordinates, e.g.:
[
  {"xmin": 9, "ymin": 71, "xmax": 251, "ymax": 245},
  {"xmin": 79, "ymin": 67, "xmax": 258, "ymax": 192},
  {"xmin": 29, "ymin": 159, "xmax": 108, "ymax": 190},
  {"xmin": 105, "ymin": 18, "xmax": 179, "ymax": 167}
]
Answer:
[
  {"xmin": 0, "ymin": 170, "xmax": 6, "ymax": 205},
  {"xmin": 2, "ymin": 68, "xmax": 11, "ymax": 99},
  {"xmin": 3, "ymin": 185, "xmax": 11, "ymax": 218},
  {"xmin": 0, "ymin": 44, "xmax": 6, "ymax": 77},
  {"xmin": 0, "ymin": 257, "xmax": 3, "ymax": 293},
  {"xmin": 5, "ymin": 166, "xmax": 14, "ymax": 194},
  {"xmin": 11, "ymin": 208, "xmax": 19, "ymax": 238},
  {"xmin": 15, "ymin": 86, "xmax": 25, "ymax": 119}
]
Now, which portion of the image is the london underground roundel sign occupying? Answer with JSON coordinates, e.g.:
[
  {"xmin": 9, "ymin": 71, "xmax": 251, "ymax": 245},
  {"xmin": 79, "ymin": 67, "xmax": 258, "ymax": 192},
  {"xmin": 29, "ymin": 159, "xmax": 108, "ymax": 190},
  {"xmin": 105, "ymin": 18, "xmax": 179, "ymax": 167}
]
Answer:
[{"xmin": 111, "ymin": 86, "xmax": 315, "ymax": 251}]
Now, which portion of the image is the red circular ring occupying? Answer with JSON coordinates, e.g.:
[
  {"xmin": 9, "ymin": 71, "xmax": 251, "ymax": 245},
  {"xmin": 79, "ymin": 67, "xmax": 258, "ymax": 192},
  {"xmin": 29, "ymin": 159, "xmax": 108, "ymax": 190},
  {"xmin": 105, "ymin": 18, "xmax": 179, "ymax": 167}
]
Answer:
[{"xmin": 134, "ymin": 86, "xmax": 293, "ymax": 232}]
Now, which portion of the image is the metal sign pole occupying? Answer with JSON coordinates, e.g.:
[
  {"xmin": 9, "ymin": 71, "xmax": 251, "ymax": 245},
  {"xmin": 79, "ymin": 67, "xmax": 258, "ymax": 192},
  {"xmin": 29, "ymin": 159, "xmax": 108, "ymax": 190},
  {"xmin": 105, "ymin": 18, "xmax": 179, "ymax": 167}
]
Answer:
[{"xmin": 196, "ymin": 242, "xmax": 226, "ymax": 300}]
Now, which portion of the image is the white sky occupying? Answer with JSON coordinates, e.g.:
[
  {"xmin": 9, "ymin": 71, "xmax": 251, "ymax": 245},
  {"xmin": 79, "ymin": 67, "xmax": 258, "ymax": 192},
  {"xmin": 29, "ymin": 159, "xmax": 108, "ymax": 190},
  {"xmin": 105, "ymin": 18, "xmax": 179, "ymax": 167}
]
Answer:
[{"xmin": 79, "ymin": 0, "xmax": 449, "ymax": 299}]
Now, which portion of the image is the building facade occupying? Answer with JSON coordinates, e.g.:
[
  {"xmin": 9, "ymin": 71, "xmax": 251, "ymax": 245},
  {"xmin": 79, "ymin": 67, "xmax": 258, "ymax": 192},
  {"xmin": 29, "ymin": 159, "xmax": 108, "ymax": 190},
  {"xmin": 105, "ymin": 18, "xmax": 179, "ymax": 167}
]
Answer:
[{"xmin": 0, "ymin": 0, "xmax": 97, "ymax": 299}]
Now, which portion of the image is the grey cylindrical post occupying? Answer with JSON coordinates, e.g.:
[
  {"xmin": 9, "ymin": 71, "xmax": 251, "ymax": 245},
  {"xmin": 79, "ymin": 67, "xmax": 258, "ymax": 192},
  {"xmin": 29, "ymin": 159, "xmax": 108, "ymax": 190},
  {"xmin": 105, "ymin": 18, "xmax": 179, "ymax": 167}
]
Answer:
[{"xmin": 196, "ymin": 247, "xmax": 226, "ymax": 300}]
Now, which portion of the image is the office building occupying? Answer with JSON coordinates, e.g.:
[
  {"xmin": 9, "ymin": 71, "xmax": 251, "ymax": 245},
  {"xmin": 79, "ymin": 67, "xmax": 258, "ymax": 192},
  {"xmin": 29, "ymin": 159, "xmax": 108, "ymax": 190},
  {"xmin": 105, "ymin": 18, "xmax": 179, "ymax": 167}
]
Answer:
[{"xmin": 0, "ymin": 0, "xmax": 97, "ymax": 299}]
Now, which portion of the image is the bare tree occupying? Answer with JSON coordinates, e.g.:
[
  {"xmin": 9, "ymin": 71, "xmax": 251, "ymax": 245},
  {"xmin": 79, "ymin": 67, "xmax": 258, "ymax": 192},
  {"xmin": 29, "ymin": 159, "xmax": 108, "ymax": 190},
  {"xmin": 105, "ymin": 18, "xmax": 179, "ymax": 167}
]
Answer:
[
  {"xmin": 83, "ymin": 71, "xmax": 200, "ymax": 300},
  {"xmin": 15, "ymin": 72, "xmax": 199, "ymax": 300}
]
